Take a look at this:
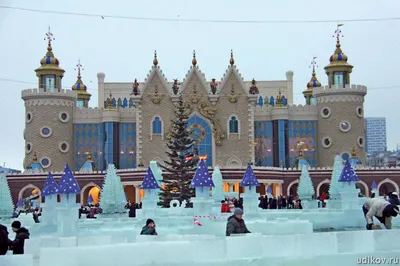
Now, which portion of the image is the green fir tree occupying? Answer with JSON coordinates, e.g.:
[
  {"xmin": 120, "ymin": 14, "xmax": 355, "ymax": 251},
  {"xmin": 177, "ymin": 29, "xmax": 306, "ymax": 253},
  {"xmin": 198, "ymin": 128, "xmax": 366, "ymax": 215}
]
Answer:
[{"xmin": 158, "ymin": 96, "xmax": 198, "ymax": 207}]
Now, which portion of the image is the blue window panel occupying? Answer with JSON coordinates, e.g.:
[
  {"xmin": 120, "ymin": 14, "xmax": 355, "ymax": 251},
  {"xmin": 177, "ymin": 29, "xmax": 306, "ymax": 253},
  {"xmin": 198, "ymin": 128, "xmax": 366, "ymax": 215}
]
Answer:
[
  {"xmin": 229, "ymin": 116, "xmax": 239, "ymax": 133},
  {"xmin": 123, "ymin": 98, "xmax": 128, "ymax": 108},
  {"xmin": 152, "ymin": 117, "xmax": 162, "ymax": 134},
  {"xmin": 119, "ymin": 123, "xmax": 136, "ymax": 169},
  {"xmin": 254, "ymin": 121, "xmax": 273, "ymax": 166},
  {"xmin": 257, "ymin": 96, "xmax": 263, "ymax": 106},
  {"xmin": 288, "ymin": 120, "xmax": 318, "ymax": 168},
  {"xmin": 278, "ymin": 120, "xmax": 286, "ymax": 165}
]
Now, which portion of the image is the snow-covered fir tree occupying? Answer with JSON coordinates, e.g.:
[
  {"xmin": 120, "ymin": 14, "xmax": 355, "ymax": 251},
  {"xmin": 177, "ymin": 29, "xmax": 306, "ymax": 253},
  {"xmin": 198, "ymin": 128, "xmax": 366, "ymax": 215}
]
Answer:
[
  {"xmin": 297, "ymin": 164, "xmax": 315, "ymax": 200},
  {"xmin": 99, "ymin": 164, "xmax": 126, "ymax": 214}
]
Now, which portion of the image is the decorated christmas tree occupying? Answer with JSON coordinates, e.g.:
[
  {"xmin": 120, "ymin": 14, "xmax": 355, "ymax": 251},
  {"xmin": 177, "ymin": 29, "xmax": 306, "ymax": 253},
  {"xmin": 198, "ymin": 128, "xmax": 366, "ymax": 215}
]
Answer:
[
  {"xmin": 297, "ymin": 164, "xmax": 315, "ymax": 200},
  {"xmin": 159, "ymin": 96, "xmax": 197, "ymax": 206},
  {"xmin": 329, "ymin": 154, "xmax": 344, "ymax": 200},
  {"xmin": 240, "ymin": 163, "xmax": 260, "ymax": 189},
  {"xmin": 99, "ymin": 164, "xmax": 126, "ymax": 214},
  {"xmin": 338, "ymin": 160, "xmax": 360, "ymax": 183},
  {"xmin": 0, "ymin": 172, "xmax": 14, "ymax": 217}
]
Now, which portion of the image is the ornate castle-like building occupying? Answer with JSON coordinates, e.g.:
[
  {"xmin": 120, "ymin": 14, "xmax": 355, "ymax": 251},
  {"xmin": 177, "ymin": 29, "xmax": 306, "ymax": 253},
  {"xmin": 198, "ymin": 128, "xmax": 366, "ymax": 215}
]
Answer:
[{"xmin": 22, "ymin": 27, "xmax": 367, "ymax": 174}]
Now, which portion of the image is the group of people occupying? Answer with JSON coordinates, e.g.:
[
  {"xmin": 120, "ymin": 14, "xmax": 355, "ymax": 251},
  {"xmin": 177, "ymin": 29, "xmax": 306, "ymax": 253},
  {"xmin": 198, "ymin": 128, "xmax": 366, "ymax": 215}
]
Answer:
[
  {"xmin": 0, "ymin": 221, "xmax": 30, "ymax": 256},
  {"xmin": 258, "ymin": 195, "xmax": 305, "ymax": 209},
  {"xmin": 220, "ymin": 197, "xmax": 243, "ymax": 213}
]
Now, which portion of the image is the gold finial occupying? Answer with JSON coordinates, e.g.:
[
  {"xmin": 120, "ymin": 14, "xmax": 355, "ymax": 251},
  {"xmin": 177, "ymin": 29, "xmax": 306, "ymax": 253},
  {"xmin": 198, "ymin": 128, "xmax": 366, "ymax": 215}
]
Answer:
[
  {"xmin": 33, "ymin": 152, "xmax": 38, "ymax": 162},
  {"xmin": 192, "ymin": 50, "xmax": 197, "ymax": 66},
  {"xmin": 298, "ymin": 149, "xmax": 304, "ymax": 159},
  {"xmin": 75, "ymin": 59, "xmax": 83, "ymax": 80},
  {"xmin": 44, "ymin": 26, "xmax": 55, "ymax": 57},
  {"xmin": 332, "ymin": 24, "xmax": 344, "ymax": 54},
  {"xmin": 230, "ymin": 49, "xmax": 235, "ymax": 65},
  {"xmin": 153, "ymin": 50, "xmax": 158, "ymax": 66},
  {"xmin": 306, "ymin": 57, "xmax": 321, "ymax": 89},
  {"xmin": 86, "ymin": 151, "xmax": 92, "ymax": 161},
  {"xmin": 351, "ymin": 147, "xmax": 357, "ymax": 157}
]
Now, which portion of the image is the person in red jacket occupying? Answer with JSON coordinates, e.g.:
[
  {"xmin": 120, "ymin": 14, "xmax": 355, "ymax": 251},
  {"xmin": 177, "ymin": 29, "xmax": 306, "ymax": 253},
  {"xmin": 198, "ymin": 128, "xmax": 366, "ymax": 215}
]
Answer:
[{"xmin": 221, "ymin": 200, "xmax": 230, "ymax": 213}]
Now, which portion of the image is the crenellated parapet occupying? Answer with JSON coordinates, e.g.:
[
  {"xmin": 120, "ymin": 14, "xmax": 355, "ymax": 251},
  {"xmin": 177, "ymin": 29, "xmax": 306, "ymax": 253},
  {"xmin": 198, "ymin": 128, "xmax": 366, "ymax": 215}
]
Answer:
[
  {"xmin": 73, "ymin": 107, "xmax": 137, "ymax": 124},
  {"xmin": 313, "ymin": 84, "xmax": 367, "ymax": 103},
  {"xmin": 22, "ymin": 88, "xmax": 77, "ymax": 107},
  {"xmin": 254, "ymin": 104, "xmax": 317, "ymax": 121}
]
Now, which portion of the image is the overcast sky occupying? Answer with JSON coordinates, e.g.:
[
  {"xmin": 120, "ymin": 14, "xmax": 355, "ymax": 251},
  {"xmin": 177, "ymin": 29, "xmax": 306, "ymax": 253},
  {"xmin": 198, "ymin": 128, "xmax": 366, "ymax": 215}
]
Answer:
[{"xmin": 1, "ymin": 0, "xmax": 399, "ymax": 170}]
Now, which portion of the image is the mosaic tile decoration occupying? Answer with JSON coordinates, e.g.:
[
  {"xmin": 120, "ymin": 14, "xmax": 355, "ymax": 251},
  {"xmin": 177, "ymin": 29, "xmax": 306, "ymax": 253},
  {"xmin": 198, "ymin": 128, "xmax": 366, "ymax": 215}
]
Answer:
[
  {"xmin": 254, "ymin": 121, "xmax": 273, "ymax": 166},
  {"xmin": 288, "ymin": 120, "xmax": 318, "ymax": 167},
  {"xmin": 119, "ymin": 123, "xmax": 136, "ymax": 168}
]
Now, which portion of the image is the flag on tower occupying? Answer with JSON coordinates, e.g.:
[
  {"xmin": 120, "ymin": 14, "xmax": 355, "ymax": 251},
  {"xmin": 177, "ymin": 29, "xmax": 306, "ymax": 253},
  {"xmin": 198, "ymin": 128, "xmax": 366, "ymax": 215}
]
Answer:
[
  {"xmin": 58, "ymin": 164, "xmax": 81, "ymax": 194},
  {"xmin": 338, "ymin": 160, "xmax": 360, "ymax": 182}
]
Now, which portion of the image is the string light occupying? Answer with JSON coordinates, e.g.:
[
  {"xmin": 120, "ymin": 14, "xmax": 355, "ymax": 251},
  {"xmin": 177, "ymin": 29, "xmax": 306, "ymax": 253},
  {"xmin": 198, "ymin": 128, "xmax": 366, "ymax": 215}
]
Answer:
[{"xmin": 1, "ymin": 5, "xmax": 400, "ymax": 24}]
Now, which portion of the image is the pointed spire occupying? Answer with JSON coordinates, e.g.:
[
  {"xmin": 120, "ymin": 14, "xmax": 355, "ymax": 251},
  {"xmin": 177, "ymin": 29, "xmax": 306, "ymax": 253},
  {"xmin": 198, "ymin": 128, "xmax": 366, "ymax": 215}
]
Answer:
[
  {"xmin": 153, "ymin": 50, "xmax": 158, "ymax": 66},
  {"xmin": 42, "ymin": 172, "xmax": 59, "ymax": 196},
  {"xmin": 328, "ymin": 24, "xmax": 349, "ymax": 63},
  {"xmin": 306, "ymin": 57, "xmax": 321, "ymax": 89},
  {"xmin": 240, "ymin": 163, "xmax": 260, "ymax": 187},
  {"xmin": 39, "ymin": 27, "xmax": 60, "ymax": 67},
  {"xmin": 229, "ymin": 49, "xmax": 235, "ymax": 65},
  {"xmin": 72, "ymin": 59, "xmax": 87, "ymax": 91},
  {"xmin": 192, "ymin": 50, "xmax": 197, "ymax": 66}
]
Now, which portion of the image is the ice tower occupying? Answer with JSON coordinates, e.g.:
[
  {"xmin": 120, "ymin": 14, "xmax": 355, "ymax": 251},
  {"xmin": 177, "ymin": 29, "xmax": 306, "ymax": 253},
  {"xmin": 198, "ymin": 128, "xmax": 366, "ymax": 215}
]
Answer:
[
  {"xmin": 57, "ymin": 164, "xmax": 81, "ymax": 237},
  {"xmin": 99, "ymin": 164, "xmax": 126, "ymax": 214},
  {"xmin": 149, "ymin": 161, "xmax": 163, "ymax": 186},
  {"xmin": 371, "ymin": 180, "xmax": 378, "ymax": 196},
  {"xmin": 338, "ymin": 160, "xmax": 360, "ymax": 210},
  {"xmin": 211, "ymin": 166, "xmax": 224, "ymax": 202},
  {"xmin": 328, "ymin": 155, "xmax": 344, "ymax": 209},
  {"xmin": 0, "ymin": 172, "xmax": 14, "ymax": 218},
  {"xmin": 41, "ymin": 172, "xmax": 59, "ymax": 226},
  {"xmin": 190, "ymin": 160, "xmax": 215, "ymax": 216},
  {"xmin": 141, "ymin": 167, "xmax": 160, "ymax": 217},
  {"xmin": 297, "ymin": 164, "xmax": 316, "ymax": 209},
  {"xmin": 240, "ymin": 163, "xmax": 260, "ymax": 216}
]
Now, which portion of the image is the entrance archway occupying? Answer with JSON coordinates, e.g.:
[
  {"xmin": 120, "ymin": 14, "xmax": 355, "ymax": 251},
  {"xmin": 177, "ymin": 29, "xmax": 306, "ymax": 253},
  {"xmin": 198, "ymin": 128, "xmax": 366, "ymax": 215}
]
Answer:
[
  {"xmin": 287, "ymin": 180, "xmax": 299, "ymax": 196},
  {"xmin": 80, "ymin": 182, "xmax": 101, "ymax": 205},
  {"xmin": 378, "ymin": 178, "xmax": 399, "ymax": 196},
  {"xmin": 18, "ymin": 184, "xmax": 42, "ymax": 208},
  {"xmin": 187, "ymin": 113, "xmax": 214, "ymax": 167}
]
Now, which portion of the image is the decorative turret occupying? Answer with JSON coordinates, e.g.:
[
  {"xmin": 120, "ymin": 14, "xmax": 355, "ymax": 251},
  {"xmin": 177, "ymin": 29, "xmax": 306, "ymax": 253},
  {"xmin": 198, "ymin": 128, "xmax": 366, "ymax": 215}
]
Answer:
[
  {"xmin": 324, "ymin": 24, "xmax": 353, "ymax": 87},
  {"xmin": 240, "ymin": 163, "xmax": 261, "ymax": 216},
  {"xmin": 141, "ymin": 167, "xmax": 161, "ymax": 215},
  {"xmin": 190, "ymin": 160, "xmax": 215, "ymax": 198},
  {"xmin": 303, "ymin": 57, "xmax": 321, "ymax": 105},
  {"xmin": 72, "ymin": 60, "xmax": 91, "ymax": 108},
  {"xmin": 42, "ymin": 172, "xmax": 59, "ymax": 196},
  {"xmin": 35, "ymin": 28, "xmax": 65, "ymax": 91},
  {"xmin": 192, "ymin": 50, "xmax": 197, "ymax": 66},
  {"xmin": 240, "ymin": 163, "xmax": 260, "ymax": 192},
  {"xmin": 105, "ymin": 92, "xmax": 116, "ymax": 110}
]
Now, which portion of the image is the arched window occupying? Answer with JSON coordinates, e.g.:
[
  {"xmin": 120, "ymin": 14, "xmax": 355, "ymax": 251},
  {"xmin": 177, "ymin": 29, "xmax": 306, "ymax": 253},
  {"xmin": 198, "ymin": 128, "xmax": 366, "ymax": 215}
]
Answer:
[
  {"xmin": 152, "ymin": 117, "xmax": 162, "ymax": 135},
  {"xmin": 112, "ymin": 98, "xmax": 116, "ymax": 107},
  {"xmin": 122, "ymin": 98, "xmax": 128, "ymax": 108},
  {"xmin": 269, "ymin": 96, "xmax": 275, "ymax": 106},
  {"xmin": 117, "ymin": 98, "xmax": 122, "ymax": 107},
  {"xmin": 229, "ymin": 116, "xmax": 239, "ymax": 134}
]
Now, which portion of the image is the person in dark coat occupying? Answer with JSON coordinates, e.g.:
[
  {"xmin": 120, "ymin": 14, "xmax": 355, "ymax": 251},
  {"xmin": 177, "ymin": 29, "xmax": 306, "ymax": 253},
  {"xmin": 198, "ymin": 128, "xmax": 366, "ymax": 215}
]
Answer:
[
  {"xmin": 140, "ymin": 219, "xmax": 157, "ymax": 235},
  {"xmin": 128, "ymin": 203, "xmax": 137, "ymax": 218},
  {"xmin": 9, "ymin": 221, "xmax": 30, "ymax": 255},
  {"xmin": 0, "ymin": 224, "xmax": 9, "ymax": 255},
  {"xmin": 226, "ymin": 208, "xmax": 251, "ymax": 236}
]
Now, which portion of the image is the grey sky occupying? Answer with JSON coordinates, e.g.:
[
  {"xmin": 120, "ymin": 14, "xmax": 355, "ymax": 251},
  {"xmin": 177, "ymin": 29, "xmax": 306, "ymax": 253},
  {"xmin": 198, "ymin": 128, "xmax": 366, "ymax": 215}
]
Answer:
[{"xmin": 0, "ymin": 0, "xmax": 399, "ymax": 170}]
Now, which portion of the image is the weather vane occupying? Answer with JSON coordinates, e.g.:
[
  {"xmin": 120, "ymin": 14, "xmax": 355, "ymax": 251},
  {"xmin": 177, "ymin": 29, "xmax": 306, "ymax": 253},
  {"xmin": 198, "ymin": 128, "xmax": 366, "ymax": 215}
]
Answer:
[
  {"xmin": 309, "ymin": 56, "xmax": 318, "ymax": 72},
  {"xmin": 333, "ymin": 23, "xmax": 344, "ymax": 41},
  {"xmin": 75, "ymin": 59, "xmax": 83, "ymax": 75},
  {"xmin": 44, "ymin": 26, "xmax": 55, "ymax": 44}
]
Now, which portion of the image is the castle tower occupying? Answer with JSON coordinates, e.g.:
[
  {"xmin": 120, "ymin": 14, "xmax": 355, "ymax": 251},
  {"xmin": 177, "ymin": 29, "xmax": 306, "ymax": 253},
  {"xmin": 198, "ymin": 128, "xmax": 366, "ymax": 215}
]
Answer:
[
  {"xmin": 35, "ymin": 28, "xmax": 65, "ymax": 91},
  {"xmin": 22, "ymin": 30, "xmax": 77, "ymax": 171},
  {"xmin": 313, "ymin": 25, "xmax": 367, "ymax": 167},
  {"xmin": 303, "ymin": 57, "xmax": 321, "ymax": 105},
  {"xmin": 72, "ymin": 60, "xmax": 91, "ymax": 108}
]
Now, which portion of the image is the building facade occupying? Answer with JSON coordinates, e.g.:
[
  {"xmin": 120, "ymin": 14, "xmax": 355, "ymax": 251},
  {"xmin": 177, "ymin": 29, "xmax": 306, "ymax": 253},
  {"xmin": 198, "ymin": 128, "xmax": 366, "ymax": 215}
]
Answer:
[
  {"xmin": 365, "ymin": 117, "xmax": 387, "ymax": 154},
  {"xmin": 22, "ymin": 28, "xmax": 367, "ymax": 175}
]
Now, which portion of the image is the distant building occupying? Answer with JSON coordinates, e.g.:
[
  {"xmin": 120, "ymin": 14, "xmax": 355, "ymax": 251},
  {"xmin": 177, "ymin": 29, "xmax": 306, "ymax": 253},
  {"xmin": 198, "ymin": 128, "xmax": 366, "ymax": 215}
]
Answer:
[
  {"xmin": 0, "ymin": 166, "xmax": 21, "ymax": 175},
  {"xmin": 365, "ymin": 117, "xmax": 387, "ymax": 154}
]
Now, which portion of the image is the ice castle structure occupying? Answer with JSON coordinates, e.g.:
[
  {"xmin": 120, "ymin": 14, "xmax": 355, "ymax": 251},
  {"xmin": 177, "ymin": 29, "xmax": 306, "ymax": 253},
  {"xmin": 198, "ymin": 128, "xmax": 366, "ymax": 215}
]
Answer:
[
  {"xmin": 240, "ymin": 163, "xmax": 260, "ymax": 216},
  {"xmin": 329, "ymin": 155, "xmax": 345, "ymax": 209},
  {"xmin": 190, "ymin": 160, "xmax": 215, "ymax": 216},
  {"xmin": 211, "ymin": 166, "xmax": 224, "ymax": 203},
  {"xmin": 41, "ymin": 172, "xmax": 59, "ymax": 226},
  {"xmin": 338, "ymin": 160, "xmax": 360, "ymax": 210},
  {"xmin": 141, "ymin": 166, "xmax": 160, "ymax": 217},
  {"xmin": 56, "ymin": 164, "xmax": 81, "ymax": 237},
  {"xmin": 297, "ymin": 164, "xmax": 317, "ymax": 209},
  {"xmin": 149, "ymin": 160, "xmax": 163, "ymax": 186}
]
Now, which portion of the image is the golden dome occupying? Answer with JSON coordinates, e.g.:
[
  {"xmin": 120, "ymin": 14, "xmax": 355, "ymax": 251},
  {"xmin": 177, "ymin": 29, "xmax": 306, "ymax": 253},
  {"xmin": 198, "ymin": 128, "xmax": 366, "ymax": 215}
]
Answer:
[
  {"xmin": 37, "ymin": 29, "xmax": 64, "ymax": 72},
  {"xmin": 153, "ymin": 50, "xmax": 158, "ymax": 66},
  {"xmin": 72, "ymin": 60, "xmax": 91, "ymax": 99},
  {"xmin": 326, "ymin": 25, "xmax": 352, "ymax": 66},
  {"xmin": 230, "ymin": 49, "xmax": 235, "ymax": 65},
  {"xmin": 306, "ymin": 57, "xmax": 321, "ymax": 89},
  {"xmin": 192, "ymin": 50, "xmax": 197, "ymax": 66}
]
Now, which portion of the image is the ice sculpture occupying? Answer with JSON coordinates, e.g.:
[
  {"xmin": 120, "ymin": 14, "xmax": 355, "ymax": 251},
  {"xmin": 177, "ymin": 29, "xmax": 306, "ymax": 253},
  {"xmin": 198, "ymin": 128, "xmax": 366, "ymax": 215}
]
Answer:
[
  {"xmin": 141, "ymin": 167, "xmax": 160, "ymax": 217},
  {"xmin": 149, "ymin": 160, "xmax": 163, "ymax": 186},
  {"xmin": 297, "ymin": 164, "xmax": 316, "ymax": 209},
  {"xmin": 41, "ymin": 172, "xmax": 59, "ymax": 226},
  {"xmin": 240, "ymin": 163, "xmax": 260, "ymax": 216},
  {"xmin": 328, "ymin": 155, "xmax": 344, "ymax": 209},
  {"xmin": 57, "ymin": 164, "xmax": 81, "ymax": 237},
  {"xmin": 211, "ymin": 166, "xmax": 224, "ymax": 202},
  {"xmin": 99, "ymin": 164, "xmax": 126, "ymax": 214},
  {"xmin": 339, "ymin": 160, "xmax": 360, "ymax": 210},
  {"xmin": 266, "ymin": 184, "xmax": 273, "ymax": 197},
  {"xmin": 190, "ymin": 160, "xmax": 215, "ymax": 216},
  {"xmin": 0, "ymin": 172, "xmax": 14, "ymax": 218}
]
